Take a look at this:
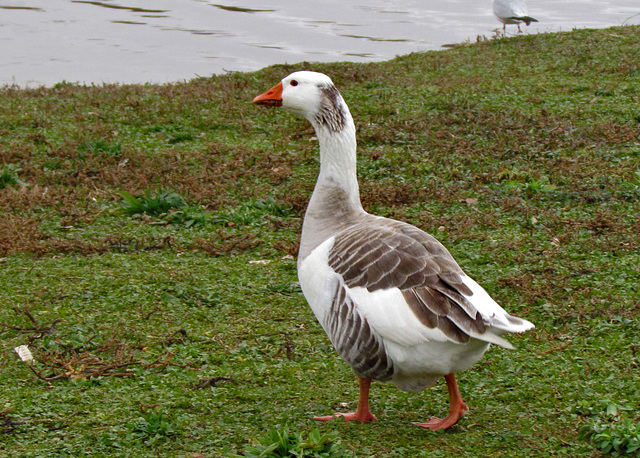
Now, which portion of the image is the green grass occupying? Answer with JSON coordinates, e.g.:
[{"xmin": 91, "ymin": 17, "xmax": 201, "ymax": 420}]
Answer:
[
  {"xmin": 1, "ymin": 26, "xmax": 639, "ymax": 456},
  {"xmin": 578, "ymin": 401, "xmax": 640, "ymax": 455},
  {"xmin": 238, "ymin": 425, "xmax": 345, "ymax": 457},
  {"xmin": 119, "ymin": 189, "xmax": 187, "ymax": 216},
  {"xmin": 0, "ymin": 164, "xmax": 26, "ymax": 189}
]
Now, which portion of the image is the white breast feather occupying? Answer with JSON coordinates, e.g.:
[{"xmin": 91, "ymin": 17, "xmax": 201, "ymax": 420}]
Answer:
[{"xmin": 298, "ymin": 237, "xmax": 338, "ymax": 327}]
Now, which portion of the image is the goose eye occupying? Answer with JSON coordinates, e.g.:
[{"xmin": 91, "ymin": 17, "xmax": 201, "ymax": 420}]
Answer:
[{"xmin": 290, "ymin": 80, "xmax": 298, "ymax": 86}]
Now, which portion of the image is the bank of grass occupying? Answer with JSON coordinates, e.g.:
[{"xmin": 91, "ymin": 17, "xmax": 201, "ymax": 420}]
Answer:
[{"xmin": 0, "ymin": 26, "xmax": 638, "ymax": 456}]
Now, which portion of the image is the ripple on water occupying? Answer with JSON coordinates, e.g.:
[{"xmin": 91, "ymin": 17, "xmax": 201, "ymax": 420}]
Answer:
[{"xmin": 1, "ymin": 0, "xmax": 639, "ymax": 86}]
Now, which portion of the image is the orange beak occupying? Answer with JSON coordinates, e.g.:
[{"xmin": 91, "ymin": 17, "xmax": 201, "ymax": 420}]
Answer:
[{"xmin": 253, "ymin": 81, "xmax": 283, "ymax": 107}]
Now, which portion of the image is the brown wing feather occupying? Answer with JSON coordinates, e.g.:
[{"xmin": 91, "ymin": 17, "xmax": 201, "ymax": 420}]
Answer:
[
  {"xmin": 328, "ymin": 217, "xmax": 484, "ymax": 343},
  {"xmin": 325, "ymin": 281, "xmax": 394, "ymax": 380}
]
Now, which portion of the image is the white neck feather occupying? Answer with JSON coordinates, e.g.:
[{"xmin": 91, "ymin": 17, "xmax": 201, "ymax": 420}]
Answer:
[
  {"xmin": 315, "ymin": 117, "xmax": 360, "ymax": 206},
  {"xmin": 299, "ymin": 104, "xmax": 365, "ymax": 261}
]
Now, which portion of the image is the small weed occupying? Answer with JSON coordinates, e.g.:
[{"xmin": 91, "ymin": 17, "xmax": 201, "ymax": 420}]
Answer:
[
  {"xmin": 118, "ymin": 192, "xmax": 291, "ymax": 227},
  {"xmin": 128, "ymin": 410, "xmax": 179, "ymax": 443},
  {"xmin": 521, "ymin": 177, "xmax": 557, "ymax": 194},
  {"xmin": 119, "ymin": 189, "xmax": 186, "ymax": 217},
  {"xmin": 167, "ymin": 132, "xmax": 194, "ymax": 144},
  {"xmin": 496, "ymin": 166, "xmax": 528, "ymax": 183},
  {"xmin": 503, "ymin": 176, "xmax": 557, "ymax": 196},
  {"xmin": 0, "ymin": 164, "xmax": 26, "ymax": 189},
  {"xmin": 620, "ymin": 171, "xmax": 640, "ymax": 199},
  {"xmin": 79, "ymin": 138, "xmax": 123, "ymax": 158},
  {"xmin": 240, "ymin": 425, "xmax": 348, "ymax": 458},
  {"xmin": 245, "ymin": 196, "xmax": 294, "ymax": 218},
  {"xmin": 42, "ymin": 157, "xmax": 63, "ymax": 171},
  {"xmin": 578, "ymin": 401, "xmax": 640, "ymax": 455},
  {"xmin": 214, "ymin": 196, "xmax": 295, "ymax": 226},
  {"xmin": 263, "ymin": 281, "xmax": 302, "ymax": 296},
  {"xmin": 164, "ymin": 205, "xmax": 210, "ymax": 227},
  {"xmin": 143, "ymin": 124, "xmax": 194, "ymax": 144}
]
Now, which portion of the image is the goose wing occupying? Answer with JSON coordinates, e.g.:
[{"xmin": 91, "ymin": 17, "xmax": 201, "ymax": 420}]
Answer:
[{"xmin": 324, "ymin": 217, "xmax": 532, "ymax": 350}]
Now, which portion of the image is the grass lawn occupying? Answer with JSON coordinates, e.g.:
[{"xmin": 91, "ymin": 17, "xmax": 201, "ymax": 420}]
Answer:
[{"xmin": 1, "ymin": 25, "xmax": 639, "ymax": 456}]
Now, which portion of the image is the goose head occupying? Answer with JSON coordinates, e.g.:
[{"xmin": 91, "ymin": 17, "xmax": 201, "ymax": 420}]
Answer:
[{"xmin": 253, "ymin": 71, "xmax": 349, "ymax": 132}]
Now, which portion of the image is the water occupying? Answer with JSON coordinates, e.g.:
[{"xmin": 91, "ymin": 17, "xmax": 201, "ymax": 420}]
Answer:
[{"xmin": 1, "ymin": 0, "xmax": 639, "ymax": 87}]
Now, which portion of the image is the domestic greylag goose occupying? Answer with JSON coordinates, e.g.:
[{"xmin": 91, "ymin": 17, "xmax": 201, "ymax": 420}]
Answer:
[
  {"xmin": 492, "ymin": 0, "xmax": 538, "ymax": 32},
  {"xmin": 253, "ymin": 71, "xmax": 534, "ymax": 430}
]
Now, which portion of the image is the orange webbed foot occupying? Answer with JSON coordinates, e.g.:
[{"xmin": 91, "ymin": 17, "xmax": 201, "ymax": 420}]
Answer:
[
  {"xmin": 314, "ymin": 377, "xmax": 377, "ymax": 423},
  {"xmin": 412, "ymin": 403, "xmax": 467, "ymax": 431},
  {"xmin": 413, "ymin": 374, "xmax": 468, "ymax": 431},
  {"xmin": 314, "ymin": 410, "xmax": 377, "ymax": 423}
]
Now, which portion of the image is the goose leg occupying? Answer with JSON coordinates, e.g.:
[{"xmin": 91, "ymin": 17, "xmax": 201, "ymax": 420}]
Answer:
[
  {"xmin": 314, "ymin": 377, "xmax": 377, "ymax": 423},
  {"xmin": 413, "ymin": 373, "xmax": 468, "ymax": 431}
]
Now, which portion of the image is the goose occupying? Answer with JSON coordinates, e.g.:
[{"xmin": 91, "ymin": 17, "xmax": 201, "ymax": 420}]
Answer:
[
  {"xmin": 492, "ymin": 0, "xmax": 538, "ymax": 32},
  {"xmin": 253, "ymin": 71, "xmax": 534, "ymax": 430}
]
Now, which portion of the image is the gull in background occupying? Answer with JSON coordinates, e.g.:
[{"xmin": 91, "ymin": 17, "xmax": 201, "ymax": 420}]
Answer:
[{"xmin": 492, "ymin": 0, "xmax": 538, "ymax": 32}]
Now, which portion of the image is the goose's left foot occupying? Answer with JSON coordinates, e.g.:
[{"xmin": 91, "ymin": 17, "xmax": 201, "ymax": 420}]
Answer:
[
  {"xmin": 413, "ymin": 373, "xmax": 468, "ymax": 431},
  {"xmin": 412, "ymin": 405, "xmax": 467, "ymax": 430},
  {"xmin": 313, "ymin": 377, "xmax": 377, "ymax": 423},
  {"xmin": 314, "ymin": 410, "xmax": 377, "ymax": 423}
]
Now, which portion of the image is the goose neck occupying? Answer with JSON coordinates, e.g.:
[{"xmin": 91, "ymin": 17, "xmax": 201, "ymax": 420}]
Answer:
[{"xmin": 314, "ymin": 120, "xmax": 359, "ymax": 200}]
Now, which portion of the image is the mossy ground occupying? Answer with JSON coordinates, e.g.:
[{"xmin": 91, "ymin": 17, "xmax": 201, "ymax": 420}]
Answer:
[{"xmin": 1, "ymin": 26, "xmax": 639, "ymax": 456}]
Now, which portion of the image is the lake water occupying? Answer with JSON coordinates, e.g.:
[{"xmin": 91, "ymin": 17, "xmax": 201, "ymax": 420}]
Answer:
[{"xmin": 1, "ymin": 0, "xmax": 639, "ymax": 87}]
